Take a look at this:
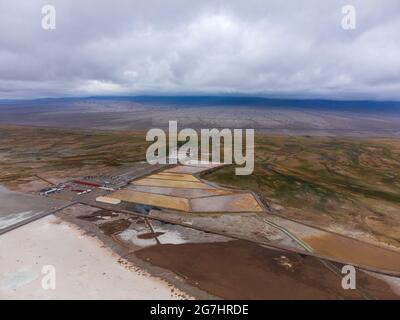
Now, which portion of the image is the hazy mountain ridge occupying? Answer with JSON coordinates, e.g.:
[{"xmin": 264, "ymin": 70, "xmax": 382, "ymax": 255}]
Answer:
[{"xmin": 1, "ymin": 96, "xmax": 400, "ymax": 136}]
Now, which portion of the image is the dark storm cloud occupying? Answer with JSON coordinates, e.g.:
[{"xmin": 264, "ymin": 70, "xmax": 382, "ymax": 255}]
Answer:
[{"xmin": 0, "ymin": 0, "xmax": 399, "ymax": 99}]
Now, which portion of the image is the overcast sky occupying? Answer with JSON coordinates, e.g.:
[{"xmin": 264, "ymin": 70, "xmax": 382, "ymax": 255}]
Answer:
[{"xmin": 0, "ymin": 0, "xmax": 399, "ymax": 100}]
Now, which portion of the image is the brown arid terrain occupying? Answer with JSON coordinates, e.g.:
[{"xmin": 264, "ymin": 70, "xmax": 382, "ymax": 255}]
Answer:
[
  {"xmin": 0, "ymin": 125, "xmax": 148, "ymax": 192},
  {"xmin": 1, "ymin": 125, "xmax": 400, "ymax": 250},
  {"xmin": 1, "ymin": 125, "xmax": 400, "ymax": 299},
  {"xmin": 205, "ymin": 135, "xmax": 400, "ymax": 250}
]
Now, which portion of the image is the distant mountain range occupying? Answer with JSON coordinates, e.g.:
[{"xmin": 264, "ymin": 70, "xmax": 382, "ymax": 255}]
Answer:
[
  {"xmin": 1, "ymin": 95, "xmax": 400, "ymax": 114},
  {"xmin": 1, "ymin": 96, "xmax": 400, "ymax": 136}
]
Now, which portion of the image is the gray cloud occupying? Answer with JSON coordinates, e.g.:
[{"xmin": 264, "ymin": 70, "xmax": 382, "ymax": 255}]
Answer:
[{"xmin": 0, "ymin": 0, "xmax": 399, "ymax": 99}]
